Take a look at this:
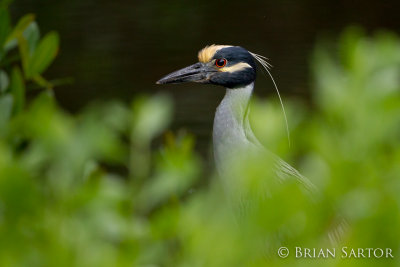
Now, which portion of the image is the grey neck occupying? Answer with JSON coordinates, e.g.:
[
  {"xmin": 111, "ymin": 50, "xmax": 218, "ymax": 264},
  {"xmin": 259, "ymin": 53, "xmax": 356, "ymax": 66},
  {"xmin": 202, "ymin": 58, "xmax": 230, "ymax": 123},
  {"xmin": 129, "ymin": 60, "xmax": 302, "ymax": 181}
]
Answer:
[{"xmin": 213, "ymin": 83, "xmax": 257, "ymax": 172}]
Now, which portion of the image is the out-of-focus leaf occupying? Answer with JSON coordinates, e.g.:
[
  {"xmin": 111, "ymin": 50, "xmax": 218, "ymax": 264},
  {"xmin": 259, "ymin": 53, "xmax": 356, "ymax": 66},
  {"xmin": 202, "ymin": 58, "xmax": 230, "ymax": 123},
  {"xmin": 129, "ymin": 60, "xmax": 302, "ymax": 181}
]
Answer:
[
  {"xmin": 33, "ymin": 75, "xmax": 53, "ymax": 88},
  {"xmin": 23, "ymin": 21, "xmax": 40, "ymax": 55},
  {"xmin": 9, "ymin": 66, "xmax": 24, "ymax": 113},
  {"xmin": 4, "ymin": 13, "xmax": 34, "ymax": 50},
  {"xmin": 250, "ymin": 99, "xmax": 289, "ymax": 154},
  {"xmin": 130, "ymin": 95, "xmax": 172, "ymax": 179},
  {"xmin": 132, "ymin": 94, "xmax": 172, "ymax": 142},
  {"xmin": 0, "ymin": 93, "xmax": 12, "ymax": 130},
  {"xmin": 137, "ymin": 134, "xmax": 200, "ymax": 211},
  {"xmin": 27, "ymin": 31, "xmax": 59, "ymax": 77},
  {"xmin": 17, "ymin": 35, "xmax": 29, "ymax": 76},
  {"xmin": 0, "ymin": 7, "xmax": 10, "ymax": 47},
  {"xmin": 339, "ymin": 26, "xmax": 365, "ymax": 71},
  {"xmin": 0, "ymin": 69, "xmax": 8, "ymax": 92},
  {"xmin": 0, "ymin": 8, "xmax": 10, "ymax": 61}
]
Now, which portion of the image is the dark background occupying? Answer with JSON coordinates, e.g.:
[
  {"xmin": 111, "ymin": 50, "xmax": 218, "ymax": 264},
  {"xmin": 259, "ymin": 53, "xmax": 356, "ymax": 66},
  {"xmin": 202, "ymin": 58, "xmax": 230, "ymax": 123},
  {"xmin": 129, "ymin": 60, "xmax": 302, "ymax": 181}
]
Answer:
[{"xmin": 10, "ymin": 0, "xmax": 400, "ymax": 156}]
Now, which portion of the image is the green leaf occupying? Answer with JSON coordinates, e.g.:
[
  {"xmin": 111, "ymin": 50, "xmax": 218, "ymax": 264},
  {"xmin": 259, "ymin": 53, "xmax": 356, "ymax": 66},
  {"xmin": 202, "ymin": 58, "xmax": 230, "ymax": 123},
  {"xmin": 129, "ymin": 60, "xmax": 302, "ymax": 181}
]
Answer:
[
  {"xmin": 339, "ymin": 26, "xmax": 365, "ymax": 71},
  {"xmin": 0, "ymin": 7, "xmax": 10, "ymax": 47},
  {"xmin": 132, "ymin": 94, "xmax": 172, "ymax": 142},
  {"xmin": 0, "ymin": 69, "xmax": 9, "ymax": 92},
  {"xmin": 4, "ymin": 13, "xmax": 35, "ymax": 51},
  {"xmin": 3, "ymin": 21, "xmax": 39, "ymax": 72},
  {"xmin": 27, "ymin": 31, "xmax": 59, "ymax": 77},
  {"xmin": 0, "ymin": 93, "xmax": 12, "ymax": 130},
  {"xmin": 10, "ymin": 66, "xmax": 25, "ymax": 113},
  {"xmin": 24, "ymin": 21, "xmax": 40, "ymax": 55},
  {"xmin": 17, "ymin": 35, "xmax": 30, "ymax": 77},
  {"xmin": 32, "ymin": 75, "xmax": 52, "ymax": 89}
]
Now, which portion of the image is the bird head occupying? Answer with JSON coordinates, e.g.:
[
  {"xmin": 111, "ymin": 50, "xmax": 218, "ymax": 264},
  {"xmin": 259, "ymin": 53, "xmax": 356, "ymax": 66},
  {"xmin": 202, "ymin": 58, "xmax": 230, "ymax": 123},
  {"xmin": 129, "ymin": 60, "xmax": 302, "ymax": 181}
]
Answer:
[{"xmin": 156, "ymin": 45, "xmax": 257, "ymax": 88}]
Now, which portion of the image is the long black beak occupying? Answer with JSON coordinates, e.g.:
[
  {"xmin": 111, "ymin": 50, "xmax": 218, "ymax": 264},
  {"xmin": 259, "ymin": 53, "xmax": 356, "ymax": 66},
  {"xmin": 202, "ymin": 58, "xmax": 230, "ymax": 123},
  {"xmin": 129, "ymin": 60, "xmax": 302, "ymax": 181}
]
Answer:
[{"xmin": 156, "ymin": 62, "xmax": 213, "ymax": 84}]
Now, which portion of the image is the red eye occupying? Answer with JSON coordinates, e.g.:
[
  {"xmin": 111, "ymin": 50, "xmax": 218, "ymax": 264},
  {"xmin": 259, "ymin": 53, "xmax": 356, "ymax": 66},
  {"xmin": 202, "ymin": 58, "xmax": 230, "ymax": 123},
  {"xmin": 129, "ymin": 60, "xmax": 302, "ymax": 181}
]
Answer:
[{"xmin": 215, "ymin": 58, "xmax": 227, "ymax": 68}]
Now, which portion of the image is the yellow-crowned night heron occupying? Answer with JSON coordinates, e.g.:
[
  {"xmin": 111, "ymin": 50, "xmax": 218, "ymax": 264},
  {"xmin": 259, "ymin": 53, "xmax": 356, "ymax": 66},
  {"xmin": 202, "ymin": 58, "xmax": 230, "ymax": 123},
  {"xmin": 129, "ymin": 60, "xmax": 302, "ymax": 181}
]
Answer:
[
  {"xmin": 157, "ymin": 45, "xmax": 316, "ymax": 192},
  {"xmin": 157, "ymin": 45, "xmax": 347, "ymax": 245}
]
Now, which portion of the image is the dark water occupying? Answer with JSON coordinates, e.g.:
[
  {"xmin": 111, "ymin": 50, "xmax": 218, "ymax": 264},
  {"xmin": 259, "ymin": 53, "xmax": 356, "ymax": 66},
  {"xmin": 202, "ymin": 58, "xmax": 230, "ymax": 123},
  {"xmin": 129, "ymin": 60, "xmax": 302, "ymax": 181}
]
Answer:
[{"xmin": 11, "ymin": 0, "xmax": 400, "ymax": 156}]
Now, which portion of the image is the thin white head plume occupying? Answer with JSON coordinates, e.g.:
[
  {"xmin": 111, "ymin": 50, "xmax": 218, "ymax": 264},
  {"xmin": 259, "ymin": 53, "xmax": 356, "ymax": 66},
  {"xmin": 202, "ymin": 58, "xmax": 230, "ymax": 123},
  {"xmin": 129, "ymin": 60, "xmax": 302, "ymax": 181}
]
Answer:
[{"xmin": 249, "ymin": 51, "xmax": 291, "ymax": 147}]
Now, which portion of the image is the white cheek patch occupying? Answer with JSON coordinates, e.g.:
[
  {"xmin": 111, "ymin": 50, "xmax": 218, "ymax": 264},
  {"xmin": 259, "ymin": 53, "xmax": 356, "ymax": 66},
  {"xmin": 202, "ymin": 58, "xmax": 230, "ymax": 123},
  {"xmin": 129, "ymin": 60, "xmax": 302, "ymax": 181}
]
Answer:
[{"xmin": 220, "ymin": 62, "xmax": 252, "ymax": 73}]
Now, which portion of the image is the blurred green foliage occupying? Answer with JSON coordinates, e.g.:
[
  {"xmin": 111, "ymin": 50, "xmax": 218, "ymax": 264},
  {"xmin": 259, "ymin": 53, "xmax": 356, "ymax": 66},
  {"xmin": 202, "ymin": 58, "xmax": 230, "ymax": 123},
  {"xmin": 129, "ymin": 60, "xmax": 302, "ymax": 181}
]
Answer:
[{"xmin": 0, "ymin": 3, "xmax": 400, "ymax": 266}]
